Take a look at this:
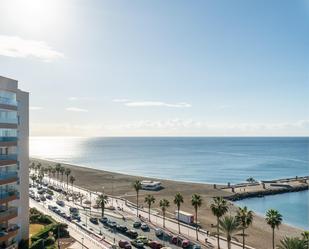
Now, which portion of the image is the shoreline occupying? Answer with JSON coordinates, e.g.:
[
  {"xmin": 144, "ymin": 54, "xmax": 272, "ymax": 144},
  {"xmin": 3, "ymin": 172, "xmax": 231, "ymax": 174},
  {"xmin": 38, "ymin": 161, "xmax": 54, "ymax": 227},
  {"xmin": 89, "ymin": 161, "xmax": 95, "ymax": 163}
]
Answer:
[{"xmin": 31, "ymin": 158, "xmax": 305, "ymax": 249}]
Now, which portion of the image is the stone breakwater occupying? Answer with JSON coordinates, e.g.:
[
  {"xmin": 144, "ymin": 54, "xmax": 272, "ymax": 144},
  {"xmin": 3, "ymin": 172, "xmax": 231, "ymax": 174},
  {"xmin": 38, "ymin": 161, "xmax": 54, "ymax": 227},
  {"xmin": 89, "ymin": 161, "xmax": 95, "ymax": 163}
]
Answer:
[{"xmin": 225, "ymin": 183, "xmax": 308, "ymax": 201}]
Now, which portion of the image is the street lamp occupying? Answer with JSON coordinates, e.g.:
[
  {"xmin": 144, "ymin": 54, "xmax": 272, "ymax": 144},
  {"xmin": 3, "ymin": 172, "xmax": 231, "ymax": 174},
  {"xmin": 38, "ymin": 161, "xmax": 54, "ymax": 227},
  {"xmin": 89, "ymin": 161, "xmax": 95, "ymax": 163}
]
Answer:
[{"xmin": 81, "ymin": 237, "xmax": 84, "ymax": 249}]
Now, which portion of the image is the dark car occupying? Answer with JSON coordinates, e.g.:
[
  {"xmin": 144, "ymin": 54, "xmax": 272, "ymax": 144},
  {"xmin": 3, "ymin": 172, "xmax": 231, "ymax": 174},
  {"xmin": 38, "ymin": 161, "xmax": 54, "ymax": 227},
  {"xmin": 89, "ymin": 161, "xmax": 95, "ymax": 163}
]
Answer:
[
  {"xmin": 126, "ymin": 230, "xmax": 138, "ymax": 239},
  {"xmin": 89, "ymin": 217, "xmax": 98, "ymax": 224},
  {"xmin": 116, "ymin": 225, "xmax": 128, "ymax": 233},
  {"xmin": 99, "ymin": 217, "xmax": 108, "ymax": 224},
  {"xmin": 140, "ymin": 223, "xmax": 149, "ymax": 231},
  {"xmin": 56, "ymin": 200, "xmax": 65, "ymax": 207},
  {"xmin": 46, "ymin": 195, "xmax": 53, "ymax": 200},
  {"xmin": 133, "ymin": 221, "xmax": 141, "ymax": 228},
  {"xmin": 69, "ymin": 207, "xmax": 79, "ymax": 213}
]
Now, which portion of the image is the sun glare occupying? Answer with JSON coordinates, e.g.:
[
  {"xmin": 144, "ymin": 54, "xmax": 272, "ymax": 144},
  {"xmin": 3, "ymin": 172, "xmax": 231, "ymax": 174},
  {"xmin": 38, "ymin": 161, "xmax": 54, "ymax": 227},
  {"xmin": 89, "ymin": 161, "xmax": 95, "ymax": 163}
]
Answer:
[{"xmin": 3, "ymin": 0, "xmax": 66, "ymax": 33}]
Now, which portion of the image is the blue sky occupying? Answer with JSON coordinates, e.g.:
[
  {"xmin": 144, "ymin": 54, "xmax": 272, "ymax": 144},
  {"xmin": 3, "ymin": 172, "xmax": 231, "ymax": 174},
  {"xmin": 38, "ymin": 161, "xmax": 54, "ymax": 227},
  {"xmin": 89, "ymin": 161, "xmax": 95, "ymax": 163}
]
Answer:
[{"xmin": 0, "ymin": 0, "xmax": 308, "ymax": 136}]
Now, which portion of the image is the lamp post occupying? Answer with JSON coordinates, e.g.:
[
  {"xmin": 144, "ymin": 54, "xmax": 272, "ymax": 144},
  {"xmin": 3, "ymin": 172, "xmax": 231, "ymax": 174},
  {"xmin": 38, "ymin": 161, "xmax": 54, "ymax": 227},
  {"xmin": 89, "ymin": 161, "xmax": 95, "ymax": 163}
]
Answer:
[{"xmin": 81, "ymin": 237, "xmax": 84, "ymax": 249}]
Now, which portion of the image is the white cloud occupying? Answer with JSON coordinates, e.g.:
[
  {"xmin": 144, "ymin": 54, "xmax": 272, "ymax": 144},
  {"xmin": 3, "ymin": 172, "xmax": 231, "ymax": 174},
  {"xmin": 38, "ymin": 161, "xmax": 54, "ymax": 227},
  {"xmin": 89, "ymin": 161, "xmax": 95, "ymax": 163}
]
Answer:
[
  {"xmin": 65, "ymin": 107, "xmax": 88, "ymax": 112},
  {"xmin": 30, "ymin": 106, "xmax": 43, "ymax": 110},
  {"xmin": 113, "ymin": 98, "xmax": 130, "ymax": 103},
  {"xmin": 0, "ymin": 35, "xmax": 64, "ymax": 62},
  {"xmin": 125, "ymin": 101, "xmax": 192, "ymax": 108}
]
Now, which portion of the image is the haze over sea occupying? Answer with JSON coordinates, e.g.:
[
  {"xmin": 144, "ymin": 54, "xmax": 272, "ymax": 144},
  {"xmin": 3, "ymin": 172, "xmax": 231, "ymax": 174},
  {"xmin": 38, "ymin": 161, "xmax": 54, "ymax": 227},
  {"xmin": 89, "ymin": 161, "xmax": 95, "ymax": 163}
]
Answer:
[{"xmin": 30, "ymin": 136, "xmax": 309, "ymax": 229}]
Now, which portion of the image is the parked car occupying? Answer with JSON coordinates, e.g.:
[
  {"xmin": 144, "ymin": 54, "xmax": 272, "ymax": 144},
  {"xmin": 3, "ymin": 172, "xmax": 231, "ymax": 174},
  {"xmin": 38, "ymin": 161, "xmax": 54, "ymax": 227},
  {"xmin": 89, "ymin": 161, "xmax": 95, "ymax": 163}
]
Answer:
[
  {"xmin": 137, "ymin": 236, "xmax": 148, "ymax": 244},
  {"xmin": 107, "ymin": 221, "xmax": 117, "ymax": 228},
  {"xmin": 126, "ymin": 229, "xmax": 138, "ymax": 239},
  {"xmin": 192, "ymin": 245, "xmax": 201, "ymax": 249},
  {"xmin": 99, "ymin": 217, "xmax": 108, "ymax": 224},
  {"xmin": 181, "ymin": 240, "xmax": 190, "ymax": 248},
  {"xmin": 89, "ymin": 217, "xmax": 98, "ymax": 224},
  {"xmin": 69, "ymin": 207, "xmax": 78, "ymax": 213},
  {"xmin": 131, "ymin": 239, "xmax": 144, "ymax": 248},
  {"xmin": 46, "ymin": 195, "xmax": 53, "ymax": 200},
  {"xmin": 133, "ymin": 221, "xmax": 141, "ymax": 228},
  {"xmin": 148, "ymin": 241, "xmax": 162, "ymax": 249},
  {"xmin": 140, "ymin": 223, "xmax": 149, "ymax": 231},
  {"xmin": 56, "ymin": 200, "xmax": 65, "ymax": 207},
  {"xmin": 119, "ymin": 240, "xmax": 131, "ymax": 249},
  {"xmin": 116, "ymin": 225, "xmax": 128, "ymax": 233},
  {"xmin": 155, "ymin": 228, "xmax": 163, "ymax": 237}
]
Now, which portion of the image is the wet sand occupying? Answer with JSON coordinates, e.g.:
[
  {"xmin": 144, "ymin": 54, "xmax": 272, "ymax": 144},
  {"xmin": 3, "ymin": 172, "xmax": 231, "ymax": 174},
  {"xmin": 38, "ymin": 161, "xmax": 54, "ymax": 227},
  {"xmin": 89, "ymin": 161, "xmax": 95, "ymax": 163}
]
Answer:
[{"xmin": 31, "ymin": 158, "xmax": 304, "ymax": 249}]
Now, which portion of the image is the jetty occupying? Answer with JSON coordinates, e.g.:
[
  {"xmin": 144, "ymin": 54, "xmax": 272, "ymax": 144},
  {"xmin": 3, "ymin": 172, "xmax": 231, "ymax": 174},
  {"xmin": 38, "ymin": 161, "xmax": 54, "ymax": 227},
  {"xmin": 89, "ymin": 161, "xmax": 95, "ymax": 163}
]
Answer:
[{"xmin": 221, "ymin": 176, "xmax": 309, "ymax": 201}]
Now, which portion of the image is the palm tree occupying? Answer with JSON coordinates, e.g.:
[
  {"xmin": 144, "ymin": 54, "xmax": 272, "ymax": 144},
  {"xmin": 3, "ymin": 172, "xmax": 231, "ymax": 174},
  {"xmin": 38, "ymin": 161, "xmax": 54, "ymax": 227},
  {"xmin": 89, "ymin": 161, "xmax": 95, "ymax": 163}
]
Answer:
[
  {"xmin": 266, "ymin": 209, "xmax": 283, "ymax": 249},
  {"xmin": 301, "ymin": 231, "xmax": 309, "ymax": 244},
  {"xmin": 144, "ymin": 195, "xmax": 155, "ymax": 222},
  {"xmin": 36, "ymin": 163, "xmax": 42, "ymax": 175},
  {"xmin": 55, "ymin": 163, "xmax": 61, "ymax": 185},
  {"xmin": 219, "ymin": 216, "xmax": 241, "ymax": 249},
  {"xmin": 47, "ymin": 165, "xmax": 53, "ymax": 184},
  {"xmin": 30, "ymin": 174, "xmax": 37, "ymax": 186},
  {"xmin": 174, "ymin": 193, "xmax": 184, "ymax": 234},
  {"xmin": 132, "ymin": 180, "xmax": 142, "ymax": 217},
  {"xmin": 159, "ymin": 199, "xmax": 170, "ymax": 228},
  {"xmin": 277, "ymin": 237, "xmax": 307, "ymax": 249},
  {"xmin": 59, "ymin": 166, "xmax": 65, "ymax": 188},
  {"xmin": 65, "ymin": 168, "xmax": 71, "ymax": 190},
  {"xmin": 96, "ymin": 194, "xmax": 109, "ymax": 217},
  {"xmin": 236, "ymin": 206, "xmax": 253, "ymax": 249},
  {"xmin": 69, "ymin": 175, "xmax": 76, "ymax": 192},
  {"xmin": 210, "ymin": 197, "xmax": 229, "ymax": 249},
  {"xmin": 191, "ymin": 194, "xmax": 202, "ymax": 241}
]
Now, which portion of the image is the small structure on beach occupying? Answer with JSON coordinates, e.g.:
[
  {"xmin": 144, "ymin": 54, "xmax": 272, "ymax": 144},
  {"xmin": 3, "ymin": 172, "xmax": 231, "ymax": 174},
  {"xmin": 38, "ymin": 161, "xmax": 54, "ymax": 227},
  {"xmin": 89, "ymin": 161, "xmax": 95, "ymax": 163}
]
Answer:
[{"xmin": 141, "ymin": 180, "xmax": 162, "ymax": 190}]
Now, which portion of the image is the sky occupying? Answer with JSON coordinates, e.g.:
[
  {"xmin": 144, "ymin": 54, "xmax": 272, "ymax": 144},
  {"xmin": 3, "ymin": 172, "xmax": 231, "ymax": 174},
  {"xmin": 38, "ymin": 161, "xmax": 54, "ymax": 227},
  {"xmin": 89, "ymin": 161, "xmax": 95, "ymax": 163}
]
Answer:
[{"xmin": 0, "ymin": 0, "xmax": 308, "ymax": 136}]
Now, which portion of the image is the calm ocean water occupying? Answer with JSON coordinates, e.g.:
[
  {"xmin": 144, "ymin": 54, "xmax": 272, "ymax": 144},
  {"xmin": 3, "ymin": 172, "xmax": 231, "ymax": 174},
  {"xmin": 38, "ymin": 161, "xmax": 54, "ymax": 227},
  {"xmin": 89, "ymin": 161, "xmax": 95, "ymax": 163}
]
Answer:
[{"xmin": 30, "ymin": 136, "xmax": 309, "ymax": 228}]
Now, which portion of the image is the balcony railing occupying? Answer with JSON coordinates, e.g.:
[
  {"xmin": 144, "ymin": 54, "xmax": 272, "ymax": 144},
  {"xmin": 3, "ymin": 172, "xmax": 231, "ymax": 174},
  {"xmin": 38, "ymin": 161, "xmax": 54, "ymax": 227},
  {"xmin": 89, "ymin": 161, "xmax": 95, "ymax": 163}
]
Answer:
[
  {"xmin": 0, "ymin": 191, "xmax": 18, "ymax": 202},
  {"xmin": 0, "ymin": 137, "xmax": 17, "ymax": 142},
  {"xmin": 0, "ymin": 97, "xmax": 17, "ymax": 107},
  {"xmin": 0, "ymin": 173, "xmax": 17, "ymax": 181},
  {"xmin": 0, "ymin": 207, "xmax": 18, "ymax": 222},
  {"xmin": 0, "ymin": 155, "xmax": 17, "ymax": 161},
  {"xmin": 0, "ymin": 224, "xmax": 19, "ymax": 243}
]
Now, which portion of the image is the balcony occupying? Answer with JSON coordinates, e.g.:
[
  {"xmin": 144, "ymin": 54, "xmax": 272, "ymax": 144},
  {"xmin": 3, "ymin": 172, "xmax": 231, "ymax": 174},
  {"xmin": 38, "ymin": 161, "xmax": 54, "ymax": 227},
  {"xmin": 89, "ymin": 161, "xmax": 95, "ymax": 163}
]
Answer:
[
  {"xmin": 0, "ymin": 224, "xmax": 19, "ymax": 243},
  {"xmin": 0, "ymin": 241, "xmax": 18, "ymax": 249},
  {"xmin": 0, "ymin": 173, "xmax": 18, "ymax": 185},
  {"xmin": 0, "ymin": 191, "xmax": 18, "ymax": 205},
  {"xmin": 0, "ymin": 207, "xmax": 18, "ymax": 222},
  {"xmin": 0, "ymin": 97, "xmax": 17, "ymax": 108},
  {"xmin": 0, "ymin": 154, "xmax": 17, "ymax": 168}
]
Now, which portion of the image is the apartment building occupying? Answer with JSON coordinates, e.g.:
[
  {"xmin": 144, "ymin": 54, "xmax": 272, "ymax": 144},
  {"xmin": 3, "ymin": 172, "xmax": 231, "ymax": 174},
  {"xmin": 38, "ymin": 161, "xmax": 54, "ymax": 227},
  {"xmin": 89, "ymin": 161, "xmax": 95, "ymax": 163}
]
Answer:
[{"xmin": 0, "ymin": 76, "xmax": 29, "ymax": 248}]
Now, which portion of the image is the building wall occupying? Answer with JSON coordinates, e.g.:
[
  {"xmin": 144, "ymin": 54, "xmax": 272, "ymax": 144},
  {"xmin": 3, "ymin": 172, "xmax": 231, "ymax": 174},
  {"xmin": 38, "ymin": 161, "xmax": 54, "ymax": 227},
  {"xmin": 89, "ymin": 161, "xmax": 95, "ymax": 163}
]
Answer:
[
  {"xmin": 17, "ymin": 89, "xmax": 29, "ymax": 240},
  {"xmin": 0, "ymin": 76, "xmax": 29, "ymax": 245}
]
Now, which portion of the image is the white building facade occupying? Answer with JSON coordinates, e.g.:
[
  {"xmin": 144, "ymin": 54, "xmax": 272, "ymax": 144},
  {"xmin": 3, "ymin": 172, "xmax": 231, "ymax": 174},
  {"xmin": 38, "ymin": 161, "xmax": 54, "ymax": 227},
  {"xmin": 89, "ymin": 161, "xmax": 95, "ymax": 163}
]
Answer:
[{"xmin": 0, "ymin": 76, "xmax": 29, "ymax": 248}]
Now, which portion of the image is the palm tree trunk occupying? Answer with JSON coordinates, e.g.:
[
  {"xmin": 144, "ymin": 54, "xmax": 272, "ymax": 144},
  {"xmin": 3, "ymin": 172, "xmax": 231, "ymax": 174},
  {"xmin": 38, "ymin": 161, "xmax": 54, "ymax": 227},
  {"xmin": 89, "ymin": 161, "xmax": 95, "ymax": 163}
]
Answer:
[
  {"xmin": 102, "ymin": 204, "xmax": 104, "ymax": 217},
  {"xmin": 148, "ymin": 205, "xmax": 151, "ymax": 222},
  {"xmin": 178, "ymin": 206, "xmax": 180, "ymax": 234},
  {"xmin": 228, "ymin": 238, "xmax": 231, "ymax": 249},
  {"xmin": 163, "ymin": 213, "xmax": 165, "ymax": 228},
  {"xmin": 242, "ymin": 228, "xmax": 245, "ymax": 249},
  {"xmin": 272, "ymin": 228, "xmax": 275, "ymax": 249},
  {"xmin": 136, "ymin": 192, "xmax": 139, "ymax": 217},
  {"xmin": 67, "ymin": 176, "xmax": 69, "ymax": 191},
  {"xmin": 217, "ymin": 216, "xmax": 220, "ymax": 249},
  {"xmin": 195, "ymin": 208, "xmax": 198, "ymax": 241}
]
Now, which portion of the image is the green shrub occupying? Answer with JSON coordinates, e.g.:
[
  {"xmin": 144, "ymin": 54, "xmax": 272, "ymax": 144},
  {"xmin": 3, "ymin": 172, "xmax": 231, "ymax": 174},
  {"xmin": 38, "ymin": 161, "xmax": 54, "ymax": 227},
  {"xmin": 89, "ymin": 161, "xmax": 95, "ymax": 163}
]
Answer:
[{"xmin": 31, "ymin": 223, "xmax": 69, "ymax": 243}]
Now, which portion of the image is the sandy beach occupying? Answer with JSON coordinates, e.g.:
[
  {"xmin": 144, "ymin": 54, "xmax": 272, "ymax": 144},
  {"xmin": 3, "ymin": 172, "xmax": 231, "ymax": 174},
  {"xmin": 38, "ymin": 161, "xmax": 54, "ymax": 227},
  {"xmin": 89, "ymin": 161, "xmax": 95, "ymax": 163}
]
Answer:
[{"xmin": 31, "ymin": 158, "xmax": 304, "ymax": 249}]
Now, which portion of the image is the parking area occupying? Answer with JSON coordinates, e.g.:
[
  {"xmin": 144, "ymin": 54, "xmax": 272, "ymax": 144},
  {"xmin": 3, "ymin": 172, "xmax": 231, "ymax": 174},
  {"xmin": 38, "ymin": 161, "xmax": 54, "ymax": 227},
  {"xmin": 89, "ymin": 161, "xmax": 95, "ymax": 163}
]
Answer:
[{"xmin": 29, "ymin": 183, "xmax": 204, "ymax": 249}]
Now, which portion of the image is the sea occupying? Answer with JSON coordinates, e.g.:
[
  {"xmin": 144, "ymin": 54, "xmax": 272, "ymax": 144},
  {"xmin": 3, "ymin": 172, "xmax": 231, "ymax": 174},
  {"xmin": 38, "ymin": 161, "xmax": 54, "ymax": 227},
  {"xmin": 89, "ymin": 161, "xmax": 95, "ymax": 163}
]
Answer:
[{"xmin": 30, "ymin": 136, "xmax": 309, "ymax": 229}]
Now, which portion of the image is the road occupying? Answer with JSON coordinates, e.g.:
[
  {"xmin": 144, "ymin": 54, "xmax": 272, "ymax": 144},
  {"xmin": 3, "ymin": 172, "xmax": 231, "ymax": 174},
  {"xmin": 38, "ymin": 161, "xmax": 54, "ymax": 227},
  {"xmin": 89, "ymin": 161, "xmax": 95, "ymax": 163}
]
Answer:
[{"xmin": 31, "ymin": 177, "xmax": 254, "ymax": 249}]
